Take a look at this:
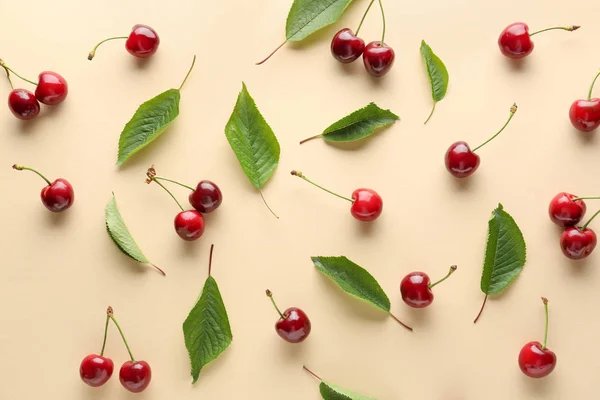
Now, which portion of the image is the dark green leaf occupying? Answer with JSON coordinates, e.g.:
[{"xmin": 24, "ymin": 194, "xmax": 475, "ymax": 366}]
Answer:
[
  {"xmin": 481, "ymin": 204, "xmax": 527, "ymax": 295},
  {"xmin": 319, "ymin": 103, "xmax": 398, "ymax": 143},
  {"xmin": 183, "ymin": 276, "xmax": 233, "ymax": 384},
  {"xmin": 105, "ymin": 194, "xmax": 151, "ymax": 265},
  {"xmin": 286, "ymin": 0, "xmax": 356, "ymax": 41},
  {"xmin": 311, "ymin": 256, "xmax": 390, "ymax": 312},
  {"xmin": 420, "ymin": 40, "xmax": 449, "ymax": 102},
  {"xmin": 320, "ymin": 381, "xmax": 376, "ymax": 400}
]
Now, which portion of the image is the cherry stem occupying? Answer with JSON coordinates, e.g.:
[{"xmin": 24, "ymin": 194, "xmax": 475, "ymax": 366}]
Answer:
[
  {"xmin": 424, "ymin": 102, "xmax": 436, "ymax": 125},
  {"xmin": 152, "ymin": 179, "xmax": 185, "ymax": 211},
  {"xmin": 581, "ymin": 208, "xmax": 600, "ymax": 230},
  {"xmin": 355, "ymin": 0, "xmax": 376, "ymax": 35},
  {"xmin": 472, "ymin": 103, "xmax": 518, "ymax": 152},
  {"xmin": 256, "ymin": 41, "xmax": 288, "ymax": 66},
  {"xmin": 87, "ymin": 36, "xmax": 128, "ymax": 60},
  {"xmin": 265, "ymin": 289, "xmax": 285, "ymax": 319},
  {"xmin": 208, "ymin": 244, "xmax": 215, "ymax": 277},
  {"xmin": 473, "ymin": 294, "xmax": 488, "ymax": 324},
  {"xmin": 428, "ymin": 265, "xmax": 457, "ymax": 289},
  {"xmin": 2, "ymin": 64, "xmax": 14, "ymax": 90},
  {"xmin": 378, "ymin": 0, "xmax": 387, "ymax": 43},
  {"xmin": 150, "ymin": 263, "xmax": 166, "ymax": 276},
  {"xmin": 99, "ymin": 313, "xmax": 110, "ymax": 356},
  {"xmin": 572, "ymin": 196, "xmax": 600, "ymax": 201},
  {"xmin": 541, "ymin": 297, "xmax": 549, "ymax": 350},
  {"xmin": 302, "ymin": 366, "xmax": 323, "ymax": 381},
  {"xmin": 179, "ymin": 55, "xmax": 197, "ymax": 91},
  {"xmin": 299, "ymin": 134, "xmax": 323, "ymax": 145},
  {"xmin": 587, "ymin": 70, "xmax": 600, "ymax": 101},
  {"xmin": 0, "ymin": 60, "xmax": 37, "ymax": 86},
  {"xmin": 291, "ymin": 170, "xmax": 353, "ymax": 203},
  {"xmin": 108, "ymin": 311, "xmax": 136, "ymax": 363},
  {"xmin": 259, "ymin": 190, "xmax": 279, "ymax": 219},
  {"xmin": 12, "ymin": 164, "xmax": 52, "ymax": 186},
  {"xmin": 154, "ymin": 176, "xmax": 195, "ymax": 191},
  {"xmin": 389, "ymin": 313, "xmax": 413, "ymax": 331},
  {"xmin": 529, "ymin": 25, "xmax": 580, "ymax": 36}
]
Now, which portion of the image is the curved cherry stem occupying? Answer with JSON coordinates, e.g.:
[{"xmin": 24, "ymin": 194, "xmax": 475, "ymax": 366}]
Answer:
[
  {"xmin": 572, "ymin": 196, "xmax": 600, "ymax": 201},
  {"xmin": 303, "ymin": 366, "xmax": 323, "ymax": 381},
  {"xmin": 12, "ymin": 164, "xmax": 52, "ymax": 185},
  {"xmin": 87, "ymin": 36, "xmax": 128, "ymax": 60},
  {"xmin": 529, "ymin": 25, "xmax": 580, "ymax": 36},
  {"xmin": 587, "ymin": 70, "xmax": 600, "ymax": 101},
  {"xmin": 355, "ymin": 0, "xmax": 376, "ymax": 35},
  {"xmin": 2, "ymin": 64, "xmax": 13, "ymax": 89},
  {"xmin": 179, "ymin": 55, "xmax": 197, "ymax": 91},
  {"xmin": 472, "ymin": 103, "xmax": 518, "ymax": 152},
  {"xmin": 291, "ymin": 170, "xmax": 354, "ymax": 203},
  {"xmin": 428, "ymin": 265, "xmax": 457, "ymax": 289},
  {"xmin": 473, "ymin": 294, "xmax": 488, "ymax": 324},
  {"xmin": 256, "ymin": 41, "xmax": 287, "ymax": 66},
  {"xmin": 154, "ymin": 176, "xmax": 195, "ymax": 191},
  {"xmin": 154, "ymin": 179, "xmax": 184, "ymax": 211},
  {"xmin": 100, "ymin": 313, "xmax": 110, "ymax": 356},
  {"xmin": 389, "ymin": 313, "xmax": 413, "ymax": 331},
  {"xmin": 0, "ymin": 60, "xmax": 37, "ymax": 86},
  {"xmin": 265, "ymin": 289, "xmax": 285, "ymax": 319},
  {"xmin": 259, "ymin": 190, "xmax": 279, "ymax": 219},
  {"xmin": 424, "ymin": 102, "xmax": 436, "ymax": 125},
  {"xmin": 581, "ymin": 208, "xmax": 600, "ymax": 230},
  {"xmin": 377, "ymin": 0, "xmax": 387, "ymax": 43},
  {"xmin": 299, "ymin": 134, "xmax": 323, "ymax": 145},
  {"xmin": 541, "ymin": 297, "xmax": 549, "ymax": 349},
  {"xmin": 107, "ymin": 307, "xmax": 136, "ymax": 362}
]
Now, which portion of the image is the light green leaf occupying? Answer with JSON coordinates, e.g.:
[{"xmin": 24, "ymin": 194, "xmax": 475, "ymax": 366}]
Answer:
[
  {"xmin": 183, "ymin": 276, "xmax": 233, "ymax": 384},
  {"xmin": 286, "ymin": 0, "xmax": 356, "ymax": 41},
  {"xmin": 420, "ymin": 40, "xmax": 449, "ymax": 123},
  {"xmin": 105, "ymin": 194, "xmax": 151, "ymax": 265},
  {"xmin": 311, "ymin": 256, "xmax": 390, "ymax": 312},
  {"xmin": 481, "ymin": 204, "xmax": 527, "ymax": 295},
  {"xmin": 320, "ymin": 381, "xmax": 377, "ymax": 400}
]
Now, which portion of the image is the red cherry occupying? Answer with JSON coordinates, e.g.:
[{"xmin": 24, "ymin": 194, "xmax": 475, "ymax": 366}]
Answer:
[
  {"xmin": 174, "ymin": 210, "xmax": 205, "ymax": 241},
  {"xmin": 363, "ymin": 42, "xmax": 395, "ymax": 77},
  {"xmin": 266, "ymin": 290, "xmax": 311, "ymax": 343},
  {"xmin": 331, "ymin": 28, "xmax": 365, "ymax": 63},
  {"xmin": 126, "ymin": 25, "xmax": 160, "ymax": 58},
  {"xmin": 8, "ymin": 89, "xmax": 40, "ymax": 120},
  {"xmin": 498, "ymin": 23, "xmax": 534, "ymax": 59},
  {"xmin": 189, "ymin": 180, "xmax": 223, "ymax": 213},
  {"xmin": 548, "ymin": 192, "xmax": 586, "ymax": 227},
  {"xmin": 519, "ymin": 341, "xmax": 557, "ymax": 378},
  {"xmin": 400, "ymin": 272, "xmax": 433, "ymax": 308},
  {"xmin": 119, "ymin": 361, "xmax": 152, "ymax": 393},
  {"xmin": 350, "ymin": 188, "xmax": 383, "ymax": 221},
  {"xmin": 41, "ymin": 178, "xmax": 75, "ymax": 212},
  {"xmin": 35, "ymin": 71, "xmax": 68, "ymax": 105},
  {"xmin": 80, "ymin": 354, "xmax": 114, "ymax": 387},
  {"xmin": 570, "ymin": 99, "xmax": 600, "ymax": 132},
  {"xmin": 560, "ymin": 226, "xmax": 597, "ymax": 259},
  {"xmin": 444, "ymin": 141, "xmax": 480, "ymax": 178}
]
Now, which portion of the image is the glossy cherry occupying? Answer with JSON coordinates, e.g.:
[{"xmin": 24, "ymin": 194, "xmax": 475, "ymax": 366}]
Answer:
[
  {"xmin": 331, "ymin": 28, "xmax": 365, "ymax": 63},
  {"xmin": 569, "ymin": 70, "xmax": 600, "ymax": 132},
  {"xmin": 189, "ymin": 180, "xmax": 223, "ymax": 213},
  {"xmin": 560, "ymin": 226, "xmax": 597, "ymax": 260},
  {"xmin": 13, "ymin": 164, "xmax": 74, "ymax": 212},
  {"xmin": 498, "ymin": 23, "xmax": 579, "ymax": 59},
  {"xmin": 363, "ymin": 42, "xmax": 395, "ymax": 77},
  {"xmin": 8, "ymin": 89, "xmax": 40, "ymax": 120},
  {"xmin": 548, "ymin": 192, "xmax": 586, "ymax": 227},
  {"xmin": 35, "ymin": 71, "xmax": 68, "ymax": 105},
  {"xmin": 174, "ymin": 210, "xmax": 205, "ymax": 241},
  {"xmin": 518, "ymin": 298, "xmax": 557, "ymax": 378},
  {"xmin": 80, "ymin": 354, "xmax": 114, "ymax": 387},
  {"xmin": 120, "ymin": 361, "xmax": 152, "ymax": 393},
  {"xmin": 266, "ymin": 289, "xmax": 311, "ymax": 343},
  {"xmin": 400, "ymin": 266, "xmax": 457, "ymax": 308},
  {"xmin": 88, "ymin": 24, "xmax": 159, "ymax": 60}
]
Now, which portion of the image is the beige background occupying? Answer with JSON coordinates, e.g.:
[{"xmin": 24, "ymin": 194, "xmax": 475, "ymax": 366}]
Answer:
[{"xmin": 1, "ymin": 0, "xmax": 599, "ymax": 399}]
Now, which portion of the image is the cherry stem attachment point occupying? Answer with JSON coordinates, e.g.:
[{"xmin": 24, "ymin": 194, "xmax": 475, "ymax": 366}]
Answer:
[
  {"xmin": 389, "ymin": 313, "xmax": 413, "ymax": 331},
  {"xmin": 581, "ymin": 208, "xmax": 600, "ymax": 230},
  {"xmin": 100, "ymin": 313, "xmax": 110, "ymax": 356},
  {"xmin": 0, "ymin": 60, "xmax": 37, "ymax": 86},
  {"xmin": 259, "ymin": 190, "xmax": 279, "ymax": 219},
  {"xmin": 541, "ymin": 297, "xmax": 549, "ymax": 349},
  {"xmin": 153, "ymin": 176, "xmax": 195, "ymax": 191},
  {"xmin": 208, "ymin": 244, "xmax": 215, "ymax": 277},
  {"xmin": 146, "ymin": 165, "xmax": 184, "ymax": 211},
  {"xmin": 87, "ymin": 36, "xmax": 128, "ymax": 60},
  {"xmin": 256, "ymin": 41, "xmax": 288, "ymax": 65},
  {"xmin": 429, "ymin": 265, "xmax": 457, "ymax": 289},
  {"xmin": 424, "ymin": 102, "xmax": 437, "ymax": 125},
  {"xmin": 303, "ymin": 366, "xmax": 323, "ymax": 381},
  {"xmin": 299, "ymin": 134, "xmax": 323, "ymax": 145},
  {"xmin": 529, "ymin": 25, "xmax": 580, "ymax": 36},
  {"xmin": 179, "ymin": 55, "xmax": 196, "ymax": 91},
  {"xmin": 266, "ymin": 289, "xmax": 285, "ymax": 319},
  {"xmin": 291, "ymin": 170, "xmax": 354, "ymax": 203},
  {"xmin": 355, "ymin": 0, "xmax": 376, "ymax": 35},
  {"xmin": 377, "ymin": 0, "xmax": 387, "ymax": 43},
  {"xmin": 587, "ymin": 70, "xmax": 600, "ymax": 101},
  {"xmin": 572, "ymin": 196, "xmax": 600, "ymax": 201},
  {"xmin": 12, "ymin": 164, "xmax": 52, "ymax": 186},
  {"xmin": 1, "ymin": 61, "xmax": 14, "ymax": 90},
  {"xmin": 472, "ymin": 103, "xmax": 518, "ymax": 152},
  {"xmin": 107, "ymin": 307, "xmax": 136, "ymax": 362},
  {"xmin": 473, "ymin": 294, "xmax": 488, "ymax": 324}
]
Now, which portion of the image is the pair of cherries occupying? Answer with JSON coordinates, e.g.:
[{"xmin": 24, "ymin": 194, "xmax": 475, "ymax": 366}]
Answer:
[
  {"xmin": 89, "ymin": 24, "xmax": 160, "ymax": 60},
  {"xmin": 12, "ymin": 164, "xmax": 74, "ymax": 212},
  {"xmin": 549, "ymin": 192, "xmax": 599, "ymax": 260},
  {"xmin": 80, "ymin": 307, "xmax": 152, "ymax": 393},
  {"xmin": 146, "ymin": 166, "xmax": 222, "ymax": 241}
]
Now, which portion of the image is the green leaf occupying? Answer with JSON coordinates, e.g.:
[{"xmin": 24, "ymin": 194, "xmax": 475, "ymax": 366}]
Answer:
[
  {"xmin": 311, "ymin": 256, "xmax": 390, "ymax": 312},
  {"xmin": 224, "ymin": 83, "xmax": 280, "ymax": 189},
  {"xmin": 105, "ymin": 194, "xmax": 151, "ymax": 265},
  {"xmin": 286, "ymin": 0, "xmax": 356, "ymax": 42},
  {"xmin": 183, "ymin": 276, "xmax": 232, "ymax": 384},
  {"xmin": 317, "ymin": 103, "xmax": 398, "ymax": 143},
  {"xmin": 420, "ymin": 40, "xmax": 449, "ymax": 123},
  {"xmin": 116, "ymin": 89, "xmax": 180, "ymax": 166},
  {"xmin": 320, "ymin": 381, "xmax": 376, "ymax": 400},
  {"xmin": 480, "ymin": 204, "xmax": 527, "ymax": 295}
]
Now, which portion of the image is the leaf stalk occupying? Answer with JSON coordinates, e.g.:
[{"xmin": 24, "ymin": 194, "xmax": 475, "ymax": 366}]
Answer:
[
  {"xmin": 179, "ymin": 55, "xmax": 197, "ymax": 91},
  {"xmin": 303, "ymin": 366, "xmax": 323, "ymax": 381},
  {"xmin": 473, "ymin": 294, "xmax": 488, "ymax": 324},
  {"xmin": 389, "ymin": 313, "xmax": 413, "ymax": 331},
  {"xmin": 256, "ymin": 41, "xmax": 288, "ymax": 65}
]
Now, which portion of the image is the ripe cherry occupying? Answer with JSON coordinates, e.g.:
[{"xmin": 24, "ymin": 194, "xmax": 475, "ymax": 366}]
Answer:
[
  {"xmin": 188, "ymin": 180, "xmax": 223, "ymax": 213},
  {"xmin": 174, "ymin": 210, "xmax": 205, "ymax": 241},
  {"xmin": 548, "ymin": 192, "xmax": 587, "ymax": 227},
  {"xmin": 266, "ymin": 289, "xmax": 311, "ymax": 343},
  {"xmin": 120, "ymin": 361, "xmax": 152, "ymax": 393},
  {"xmin": 363, "ymin": 42, "xmax": 395, "ymax": 77},
  {"xmin": 331, "ymin": 28, "xmax": 365, "ymax": 63},
  {"xmin": 8, "ymin": 89, "xmax": 40, "ymax": 120},
  {"xmin": 291, "ymin": 170, "xmax": 383, "ymax": 221},
  {"xmin": 35, "ymin": 71, "xmax": 68, "ymax": 105},
  {"xmin": 445, "ymin": 103, "xmax": 517, "ymax": 178},
  {"xmin": 80, "ymin": 354, "xmax": 114, "ymax": 387},
  {"xmin": 400, "ymin": 265, "xmax": 457, "ymax": 308},
  {"xmin": 13, "ymin": 164, "xmax": 74, "ymax": 212},
  {"xmin": 498, "ymin": 23, "xmax": 580, "ymax": 59},
  {"xmin": 569, "ymin": 70, "xmax": 600, "ymax": 132},
  {"xmin": 560, "ymin": 226, "xmax": 597, "ymax": 260},
  {"xmin": 518, "ymin": 298, "xmax": 557, "ymax": 378},
  {"xmin": 88, "ymin": 24, "xmax": 160, "ymax": 60}
]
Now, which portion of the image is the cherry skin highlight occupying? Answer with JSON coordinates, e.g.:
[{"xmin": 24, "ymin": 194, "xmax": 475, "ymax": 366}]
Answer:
[
  {"xmin": 444, "ymin": 141, "xmax": 480, "ymax": 178},
  {"xmin": 331, "ymin": 28, "xmax": 365, "ymax": 63},
  {"xmin": 189, "ymin": 180, "xmax": 223, "ymax": 213},
  {"xmin": 363, "ymin": 42, "xmax": 395, "ymax": 77},
  {"xmin": 518, "ymin": 341, "xmax": 557, "ymax": 378},
  {"xmin": 119, "ymin": 361, "xmax": 152, "ymax": 393},
  {"xmin": 8, "ymin": 89, "xmax": 40, "ymax": 120},
  {"xmin": 548, "ymin": 192, "xmax": 586, "ymax": 227},
  {"xmin": 560, "ymin": 227, "xmax": 597, "ymax": 259},
  {"xmin": 400, "ymin": 272, "xmax": 433, "ymax": 308},
  {"xmin": 275, "ymin": 307, "xmax": 312, "ymax": 343},
  {"xmin": 126, "ymin": 25, "xmax": 160, "ymax": 58},
  {"xmin": 350, "ymin": 188, "xmax": 383, "ymax": 221},
  {"xmin": 80, "ymin": 354, "xmax": 114, "ymax": 387},
  {"xmin": 41, "ymin": 178, "xmax": 74, "ymax": 212},
  {"xmin": 174, "ymin": 210, "xmax": 205, "ymax": 241},
  {"xmin": 569, "ymin": 99, "xmax": 600, "ymax": 132},
  {"xmin": 35, "ymin": 71, "xmax": 68, "ymax": 105},
  {"xmin": 498, "ymin": 22, "xmax": 533, "ymax": 59}
]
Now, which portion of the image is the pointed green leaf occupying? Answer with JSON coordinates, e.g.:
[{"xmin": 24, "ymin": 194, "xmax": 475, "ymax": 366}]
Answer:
[
  {"xmin": 318, "ymin": 103, "xmax": 398, "ymax": 143},
  {"xmin": 225, "ymin": 83, "xmax": 280, "ymax": 189},
  {"xmin": 105, "ymin": 194, "xmax": 151, "ymax": 265},
  {"xmin": 286, "ymin": 0, "xmax": 356, "ymax": 41},
  {"xmin": 420, "ymin": 40, "xmax": 449, "ymax": 102},
  {"xmin": 311, "ymin": 256, "xmax": 390, "ymax": 312},
  {"xmin": 183, "ymin": 276, "xmax": 233, "ymax": 384},
  {"xmin": 320, "ymin": 381, "xmax": 376, "ymax": 400},
  {"xmin": 480, "ymin": 204, "xmax": 527, "ymax": 295}
]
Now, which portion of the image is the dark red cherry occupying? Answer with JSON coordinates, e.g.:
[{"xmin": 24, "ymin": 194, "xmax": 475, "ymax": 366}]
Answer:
[
  {"xmin": 8, "ymin": 89, "xmax": 40, "ymax": 120},
  {"xmin": 174, "ymin": 210, "xmax": 205, "ymax": 241},
  {"xmin": 560, "ymin": 227, "xmax": 597, "ymax": 259},
  {"xmin": 41, "ymin": 178, "xmax": 75, "ymax": 212},
  {"xmin": 35, "ymin": 71, "xmax": 68, "ymax": 105},
  {"xmin": 275, "ymin": 307, "xmax": 311, "ymax": 343},
  {"xmin": 444, "ymin": 141, "xmax": 480, "ymax": 178},
  {"xmin": 80, "ymin": 354, "xmax": 114, "ymax": 387},
  {"xmin": 400, "ymin": 272, "xmax": 433, "ymax": 308},
  {"xmin": 518, "ymin": 341, "xmax": 557, "ymax": 378},
  {"xmin": 569, "ymin": 99, "xmax": 600, "ymax": 132},
  {"xmin": 331, "ymin": 28, "xmax": 365, "ymax": 63},
  {"xmin": 119, "ymin": 360, "xmax": 151, "ymax": 393},
  {"xmin": 498, "ymin": 22, "xmax": 533, "ymax": 59},
  {"xmin": 350, "ymin": 188, "xmax": 383, "ymax": 221},
  {"xmin": 548, "ymin": 192, "xmax": 586, "ymax": 227},
  {"xmin": 189, "ymin": 180, "xmax": 223, "ymax": 213},
  {"xmin": 126, "ymin": 25, "xmax": 160, "ymax": 58},
  {"xmin": 363, "ymin": 41, "xmax": 395, "ymax": 77}
]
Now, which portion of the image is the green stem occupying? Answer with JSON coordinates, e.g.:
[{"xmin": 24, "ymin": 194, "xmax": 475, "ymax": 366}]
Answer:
[
  {"xmin": 99, "ymin": 314, "xmax": 110, "ymax": 356},
  {"xmin": 472, "ymin": 103, "xmax": 518, "ymax": 152},
  {"xmin": 529, "ymin": 25, "xmax": 580, "ymax": 36},
  {"xmin": 87, "ymin": 36, "xmax": 128, "ymax": 60},
  {"xmin": 541, "ymin": 297, "xmax": 549, "ymax": 349},
  {"xmin": 2, "ymin": 64, "xmax": 14, "ymax": 90},
  {"xmin": 424, "ymin": 102, "xmax": 436, "ymax": 125},
  {"xmin": 109, "ymin": 313, "xmax": 135, "ymax": 362},
  {"xmin": 291, "ymin": 170, "xmax": 353, "ymax": 203},
  {"xmin": 355, "ymin": 0, "xmax": 376, "ymax": 35},
  {"xmin": 259, "ymin": 190, "xmax": 279, "ymax": 219},
  {"xmin": 154, "ymin": 176, "xmax": 195, "ymax": 191},
  {"xmin": 12, "ymin": 164, "xmax": 52, "ymax": 185},
  {"xmin": 265, "ymin": 289, "xmax": 285, "ymax": 319},
  {"xmin": 428, "ymin": 265, "xmax": 457, "ymax": 289},
  {"xmin": 377, "ymin": 0, "xmax": 386, "ymax": 43},
  {"xmin": 0, "ymin": 61, "xmax": 37, "ymax": 86},
  {"xmin": 581, "ymin": 208, "xmax": 600, "ymax": 230},
  {"xmin": 152, "ymin": 179, "xmax": 185, "ymax": 211},
  {"xmin": 572, "ymin": 196, "xmax": 600, "ymax": 201},
  {"xmin": 178, "ymin": 55, "xmax": 197, "ymax": 91},
  {"xmin": 587, "ymin": 70, "xmax": 600, "ymax": 101}
]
